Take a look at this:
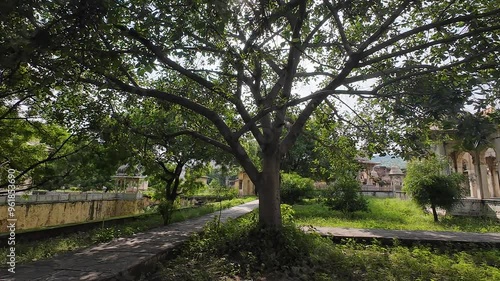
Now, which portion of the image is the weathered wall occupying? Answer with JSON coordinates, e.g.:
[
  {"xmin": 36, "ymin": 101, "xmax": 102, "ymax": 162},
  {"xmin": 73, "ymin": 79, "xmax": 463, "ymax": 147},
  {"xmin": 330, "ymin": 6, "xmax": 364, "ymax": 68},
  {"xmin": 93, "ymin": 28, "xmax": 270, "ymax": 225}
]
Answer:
[
  {"xmin": 361, "ymin": 191, "xmax": 408, "ymax": 199},
  {"xmin": 448, "ymin": 198, "xmax": 500, "ymax": 219},
  {"xmin": 0, "ymin": 199, "xmax": 146, "ymax": 233}
]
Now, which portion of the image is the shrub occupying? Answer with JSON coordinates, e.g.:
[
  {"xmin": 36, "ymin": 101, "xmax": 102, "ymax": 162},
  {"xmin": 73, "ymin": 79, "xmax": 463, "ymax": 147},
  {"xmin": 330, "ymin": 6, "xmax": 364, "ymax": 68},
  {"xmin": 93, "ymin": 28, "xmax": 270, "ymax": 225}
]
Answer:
[
  {"xmin": 208, "ymin": 180, "xmax": 239, "ymax": 199},
  {"xmin": 158, "ymin": 199, "xmax": 180, "ymax": 225},
  {"xmin": 324, "ymin": 178, "xmax": 368, "ymax": 213},
  {"xmin": 280, "ymin": 173, "xmax": 315, "ymax": 204},
  {"xmin": 91, "ymin": 227, "xmax": 117, "ymax": 243},
  {"xmin": 280, "ymin": 204, "xmax": 295, "ymax": 224},
  {"xmin": 404, "ymin": 157, "xmax": 466, "ymax": 222}
]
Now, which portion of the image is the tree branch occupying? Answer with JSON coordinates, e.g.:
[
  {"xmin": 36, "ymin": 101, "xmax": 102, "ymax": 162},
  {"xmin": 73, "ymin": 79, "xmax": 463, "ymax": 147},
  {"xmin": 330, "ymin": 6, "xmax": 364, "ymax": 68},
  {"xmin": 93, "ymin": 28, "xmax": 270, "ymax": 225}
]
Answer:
[
  {"xmin": 360, "ymin": 25, "xmax": 500, "ymax": 67},
  {"xmin": 362, "ymin": 8, "xmax": 500, "ymax": 60}
]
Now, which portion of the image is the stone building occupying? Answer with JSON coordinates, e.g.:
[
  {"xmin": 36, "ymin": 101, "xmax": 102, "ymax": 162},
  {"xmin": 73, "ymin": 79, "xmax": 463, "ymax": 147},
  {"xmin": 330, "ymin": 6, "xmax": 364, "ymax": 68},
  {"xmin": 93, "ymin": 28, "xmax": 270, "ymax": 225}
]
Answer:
[
  {"xmin": 233, "ymin": 171, "xmax": 256, "ymax": 196},
  {"xmin": 431, "ymin": 129, "xmax": 500, "ymax": 199},
  {"xmin": 112, "ymin": 164, "xmax": 148, "ymax": 193},
  {"xmin": 357, "ymin": 157, "xmax": 406, "ymax": 192}
]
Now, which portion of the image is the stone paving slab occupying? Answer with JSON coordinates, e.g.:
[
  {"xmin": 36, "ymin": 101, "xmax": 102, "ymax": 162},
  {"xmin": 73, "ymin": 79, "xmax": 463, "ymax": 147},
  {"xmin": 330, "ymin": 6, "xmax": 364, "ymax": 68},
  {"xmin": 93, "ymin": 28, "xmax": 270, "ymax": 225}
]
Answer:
[
  {"xmin": 307, "ymin": 226, "xmax": 500, "ymax": 245},
  {"xmin": 1, "ymin": 200, "xmax": 259, "ymax": 281}
]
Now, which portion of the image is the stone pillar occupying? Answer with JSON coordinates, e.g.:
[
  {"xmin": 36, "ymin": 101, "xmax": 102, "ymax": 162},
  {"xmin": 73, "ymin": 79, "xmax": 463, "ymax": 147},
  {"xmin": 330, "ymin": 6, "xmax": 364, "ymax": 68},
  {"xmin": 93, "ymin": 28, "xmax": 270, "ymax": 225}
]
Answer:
[
  {"xmin": 472, "ymin": 151, "xmax": 485, "ymax": 199},
  {"xmin": 492, "ymin": 135, "xmax": 500, "ymax": 197},
  {"xmin": 492, "ymin": 162, "xmax": 500, "ymax": 197},
  {"xmin": 468, "ymin": 173, "xmax": 477, "ymax": 198},
  {"xmin": 388, "ymin": 166, "xmax": 404, "ymax": 197},
  {"xmin": 366, "ymin": 169, "xmax": 373, "ymax": 185},
  {"xmin": 479, "ymin": 162, "xmax": 490, "ymax": 199}
]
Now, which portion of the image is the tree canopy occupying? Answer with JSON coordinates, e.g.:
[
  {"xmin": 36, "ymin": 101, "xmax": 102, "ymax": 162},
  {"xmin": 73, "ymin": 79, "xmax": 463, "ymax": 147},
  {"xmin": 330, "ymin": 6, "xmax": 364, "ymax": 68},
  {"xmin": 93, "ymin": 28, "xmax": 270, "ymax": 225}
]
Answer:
[{"xmin": 2, "ymin": 0, "xmax": 499, "ymax": 227}]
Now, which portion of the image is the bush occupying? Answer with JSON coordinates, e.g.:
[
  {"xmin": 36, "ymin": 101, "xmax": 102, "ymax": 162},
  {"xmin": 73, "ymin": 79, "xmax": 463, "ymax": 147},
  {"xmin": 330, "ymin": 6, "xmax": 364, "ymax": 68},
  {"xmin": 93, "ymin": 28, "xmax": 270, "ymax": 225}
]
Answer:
[
  {"xmin": 324, "ymin": 178, "xmax": 368, "ymax": 213},
  {"xmin": 158, "ymin": 199, "xmax": 180, "ymax": 225},
  {"xmin": 208, "ymin": 180, "xmax": 239, "ymax": 199},
  {"xmin": 404, "ymin": 157, "xmax": 466, "ymax": 222},
  {"xmin": 280, "ymin": 173, "xmax": 315, "ymax": 204}
]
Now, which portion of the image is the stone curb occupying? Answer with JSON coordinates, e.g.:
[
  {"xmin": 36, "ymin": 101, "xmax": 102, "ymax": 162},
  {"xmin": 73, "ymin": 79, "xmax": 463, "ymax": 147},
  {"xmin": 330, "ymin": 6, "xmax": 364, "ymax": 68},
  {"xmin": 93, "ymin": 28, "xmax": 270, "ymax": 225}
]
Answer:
[{"xmin": 306, "ymin": 226, "xmax": 500, "ymax": 247}]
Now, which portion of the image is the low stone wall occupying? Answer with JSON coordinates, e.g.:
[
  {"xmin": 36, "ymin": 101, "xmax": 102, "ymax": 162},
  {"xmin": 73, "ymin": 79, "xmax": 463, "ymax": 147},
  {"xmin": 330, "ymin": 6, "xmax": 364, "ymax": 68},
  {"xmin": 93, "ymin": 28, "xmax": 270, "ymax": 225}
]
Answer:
[
  {"xmin": 361, "ymin": 191, "xmax": 408, "ymax": 199},
  {"xmin": 0, "ymin": 192, "xmax": 141, "ymax": 204},
  {"xmin": 0, "ymin": 197, "xmax": 147, "ymax": 233},
  {"xmin": 449, "ymin": 198, "xmax": 500, "ymax": 219}
]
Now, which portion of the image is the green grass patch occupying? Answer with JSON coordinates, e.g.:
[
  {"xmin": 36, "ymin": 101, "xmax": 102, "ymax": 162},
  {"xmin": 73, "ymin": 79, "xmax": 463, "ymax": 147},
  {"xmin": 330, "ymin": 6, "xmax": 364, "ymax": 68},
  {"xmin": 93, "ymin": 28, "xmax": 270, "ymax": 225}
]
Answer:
[
  {"xmin": 147, "ymin": 209, "xmax": 500, "ymax": 281},
  {"xmin": 0, "ymin": 197, "xmax": 256, "ymax": 266},
  {"xmin": 293, "ymin": 197, "xmax": 500, "ymax": 232}
]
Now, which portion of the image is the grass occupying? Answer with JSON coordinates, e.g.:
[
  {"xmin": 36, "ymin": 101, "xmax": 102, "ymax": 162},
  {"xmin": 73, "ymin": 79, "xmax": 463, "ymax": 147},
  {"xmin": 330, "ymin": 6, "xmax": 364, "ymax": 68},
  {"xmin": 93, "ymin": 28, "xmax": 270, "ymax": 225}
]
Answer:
[
  {"xmin": 293, "ymin": 197, "xmax": 500, "ymax": 233},
  {"xmin": 146, "ymin": 209, "xmax": 500, "ymax": 281},
  {"xmin": 0, "ymin": 196, "xmax": 256, "ymax": 266}
]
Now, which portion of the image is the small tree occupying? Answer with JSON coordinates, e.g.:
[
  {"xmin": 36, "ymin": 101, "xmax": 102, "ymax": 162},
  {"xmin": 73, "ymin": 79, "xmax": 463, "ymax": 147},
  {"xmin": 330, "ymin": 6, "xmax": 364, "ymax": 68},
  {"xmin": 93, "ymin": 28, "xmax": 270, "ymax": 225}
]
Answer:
[{"xmin": 404, "ymin": 157, "xmax": 466, "ymax": 222}]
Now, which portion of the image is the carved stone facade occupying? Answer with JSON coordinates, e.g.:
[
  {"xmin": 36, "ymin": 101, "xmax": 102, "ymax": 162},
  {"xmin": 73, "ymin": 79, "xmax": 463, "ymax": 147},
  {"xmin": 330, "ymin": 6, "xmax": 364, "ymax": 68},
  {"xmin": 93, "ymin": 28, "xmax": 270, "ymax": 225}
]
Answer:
[
  {"xmin": 357, "ymin": 157, "xmax": 406, "ymax": 192},
  {"xmin": 431, "ymin": 130, "xmax": 500, "ymax": 199}
]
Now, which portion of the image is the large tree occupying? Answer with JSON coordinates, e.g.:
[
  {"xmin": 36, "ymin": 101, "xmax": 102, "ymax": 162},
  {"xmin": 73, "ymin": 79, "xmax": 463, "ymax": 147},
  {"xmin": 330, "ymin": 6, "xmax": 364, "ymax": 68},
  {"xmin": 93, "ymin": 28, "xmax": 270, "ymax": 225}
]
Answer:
[{"xmin": 2, "ymin": 0, "xmax": 500, "ymax": 228}]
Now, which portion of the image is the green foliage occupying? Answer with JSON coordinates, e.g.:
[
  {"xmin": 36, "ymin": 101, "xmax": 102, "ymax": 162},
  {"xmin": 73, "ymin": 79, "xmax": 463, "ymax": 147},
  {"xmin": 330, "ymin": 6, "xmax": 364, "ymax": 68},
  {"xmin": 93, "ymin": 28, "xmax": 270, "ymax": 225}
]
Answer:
[
  {"xmin": 2, "ymin": 0, "xmax": 499, "ymax": 228},
  {"xmin": 157, "ymin": 210, "xmax": 316, "ymax": 280},
  {"xmin": 408, "ymin": 173, "xmax": 466, "ymax": 209},
  {"xmin": 404, "ymin": 157, "xmax": 466, "ymax": 221},
  {"xmin": 280, "ymin": 173, "xmax": 315, "ymax": 205},
  {"xmin": 324, "ymin": 178, "xmax": 368, "ymax": 213},
  {"xmin": 283, "ymin": 105, "xmax": 361, "ymax": 182},
  {"xmin": 158, "ymin": 199, "xmax": 181, "ymax": 225},
  {"xmin": 153, "ymin": 211, "xmax": 500, "ymax": 281},
  {"xmin": 280, "ymin": 204, "xmax": 296, "ymax": 225},
  {"xmin": 91, "ymin": 227, "xmax": 118, "ymax": 244},
  {"xmin": 176, "ymin": 175, "xmax": 206, "ymax": 198},
  {"xmin": 455, "ymin": 112, "xmax": 497, "ymax": 151},
  {"xmin": 293, "ymin": 198, "xmax": 500, "ymax": 233}
]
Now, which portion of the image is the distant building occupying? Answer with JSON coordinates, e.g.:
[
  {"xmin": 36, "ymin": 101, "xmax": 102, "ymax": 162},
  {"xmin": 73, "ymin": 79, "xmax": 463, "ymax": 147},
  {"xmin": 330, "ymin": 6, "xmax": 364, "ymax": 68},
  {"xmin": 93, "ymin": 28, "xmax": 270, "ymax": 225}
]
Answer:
[
  {"xmin": 233, "ymin": 171, "xmax": 256, "ymax": 196},
  {"xmin": 356, "ymin": 157, "xmax": 406, "ymax": 193},
  {"xmin": 195, "ymin": 176, "xmax": 210, "ymax": 185}
]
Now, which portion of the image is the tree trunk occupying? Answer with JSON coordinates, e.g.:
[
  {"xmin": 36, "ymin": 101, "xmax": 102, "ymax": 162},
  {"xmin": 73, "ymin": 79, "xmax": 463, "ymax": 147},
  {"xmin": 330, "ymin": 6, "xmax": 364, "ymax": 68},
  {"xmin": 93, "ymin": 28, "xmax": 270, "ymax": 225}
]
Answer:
[
  {"xmin": 257, "ymin": 151, "xmax": 282, "ymax": 228},
  {"xmin": 165, "ymin": 178, "xmax": 174, "ymax": 200},
  {"xmin": 431, "ymin": 204, "xmax": 439, "ymax": 222}
]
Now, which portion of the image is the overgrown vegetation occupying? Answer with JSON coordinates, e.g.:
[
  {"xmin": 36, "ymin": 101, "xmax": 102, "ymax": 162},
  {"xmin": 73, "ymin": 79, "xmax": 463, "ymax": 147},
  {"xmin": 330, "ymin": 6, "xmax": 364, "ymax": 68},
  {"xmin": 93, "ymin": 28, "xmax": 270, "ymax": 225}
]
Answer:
[
  {"xmin": 324, "ymin": 178, "xmax": 368, "ymax": 214},
  {"xmin": 404, "ymin": 156, "xmax": 467, "ymax": 221},
  {"xmin": 280, "ymin": 173, "xmax": 315, "ymax": 205},
  {"xmin": 147, "ymin": 206, "xmax": 500, "ymax": 281},
  {"xmin": 293, "ymin": 197, "xmax": 500, "ymax": 233},
  {"xmin": 0, "ymin": 197, "xmax": 255, "ymax": 266}
]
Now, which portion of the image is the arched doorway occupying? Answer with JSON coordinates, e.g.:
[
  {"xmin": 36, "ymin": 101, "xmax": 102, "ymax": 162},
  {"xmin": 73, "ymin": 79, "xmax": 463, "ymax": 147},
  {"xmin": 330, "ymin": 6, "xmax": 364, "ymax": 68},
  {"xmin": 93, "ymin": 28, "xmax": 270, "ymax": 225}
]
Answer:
[{"xmin": 456, "ymin": 152, "xmax": 477, "ymax": 197}]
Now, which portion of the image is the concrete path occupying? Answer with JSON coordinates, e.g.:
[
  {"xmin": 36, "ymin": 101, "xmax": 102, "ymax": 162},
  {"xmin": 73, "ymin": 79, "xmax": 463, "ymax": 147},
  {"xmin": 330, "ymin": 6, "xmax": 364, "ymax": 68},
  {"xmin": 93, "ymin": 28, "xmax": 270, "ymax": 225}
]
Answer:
[
  {"xmin": 1, "ymin": 200, "xmax": 259, "ymax": 281},
  {"xmin": 306, "ymin": 226, "xmax": 500, "ymax": 246}
]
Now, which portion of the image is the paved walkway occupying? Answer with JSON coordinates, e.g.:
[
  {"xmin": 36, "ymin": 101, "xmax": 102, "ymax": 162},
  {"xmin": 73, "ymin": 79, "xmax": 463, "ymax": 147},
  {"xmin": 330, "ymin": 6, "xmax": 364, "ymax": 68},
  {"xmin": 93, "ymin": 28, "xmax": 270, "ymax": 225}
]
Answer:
[
  {"xmin": 1, "ymin": 200, "xmax": 259, "ymax": 281},
  {"xmin": 306, "ymin": 226, "xmax": 500, "ymax": 246}
]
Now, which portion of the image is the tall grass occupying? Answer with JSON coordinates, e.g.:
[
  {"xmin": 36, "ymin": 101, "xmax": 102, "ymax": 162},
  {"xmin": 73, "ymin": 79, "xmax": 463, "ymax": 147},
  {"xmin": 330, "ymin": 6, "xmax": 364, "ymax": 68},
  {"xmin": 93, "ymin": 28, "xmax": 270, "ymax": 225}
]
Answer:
[
  {"xmin": 149, "ymin": 209, "xmax": 500, "ymax": 281},
  {"xmin": 294, "ymin": 197, "xmax": 500, "ymax": 233}
]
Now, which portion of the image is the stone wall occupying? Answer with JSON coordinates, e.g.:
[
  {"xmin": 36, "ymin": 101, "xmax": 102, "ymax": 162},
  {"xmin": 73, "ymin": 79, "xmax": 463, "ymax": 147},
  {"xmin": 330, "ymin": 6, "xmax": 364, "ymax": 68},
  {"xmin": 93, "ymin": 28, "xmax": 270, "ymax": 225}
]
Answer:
[
  {"xmin": 360, "ymin": 191, "xmax": 408, "ymax": 199},
  {"xmin": 0, "ymin": 192, "xmax": 141, "ymax": 204},
  {"xmin": 448, "ymin": 198, "xmax": 500, "ymax": 219},
  {"xmin": 0, "ymin": 198, "xmax": 146, "ymax": 233}
]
